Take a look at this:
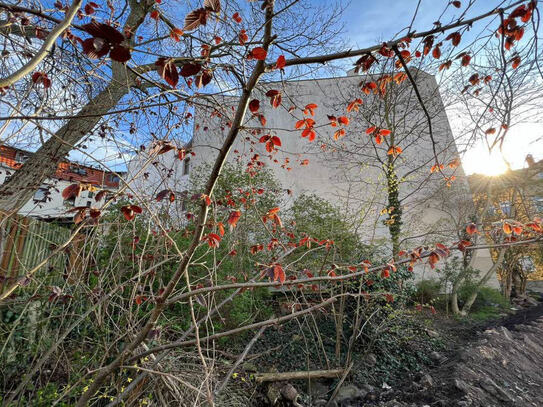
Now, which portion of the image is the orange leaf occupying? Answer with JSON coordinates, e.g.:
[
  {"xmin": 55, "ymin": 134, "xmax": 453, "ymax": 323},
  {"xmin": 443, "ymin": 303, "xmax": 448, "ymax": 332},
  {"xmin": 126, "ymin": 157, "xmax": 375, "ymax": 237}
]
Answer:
[
  {"xmin": 466, "ymin": 223, "xmax": 478, "ymax": 235},
  {"xmin": 275, "ymin": 55, "xmax": 286, "ymax": 70},
  {"xmin": 227, "ymin": 210, "xmax": 241, "ymax": 228},
  {"xmin": 248, "ymin": 47, "xmax": 267, "ymax": 61}
]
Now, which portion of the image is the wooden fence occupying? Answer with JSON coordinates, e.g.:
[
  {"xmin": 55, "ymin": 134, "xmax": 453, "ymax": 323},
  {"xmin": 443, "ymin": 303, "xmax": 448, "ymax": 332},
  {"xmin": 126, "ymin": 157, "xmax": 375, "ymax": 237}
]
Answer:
[{"xmin": 0, "ymin": 214, "xmax": 79, "ymax": 293}]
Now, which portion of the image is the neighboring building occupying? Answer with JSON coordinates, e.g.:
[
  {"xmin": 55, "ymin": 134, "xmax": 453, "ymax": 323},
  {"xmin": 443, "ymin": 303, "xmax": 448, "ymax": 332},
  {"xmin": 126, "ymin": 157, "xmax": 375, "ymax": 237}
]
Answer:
[
  {"xmin": 126, "ymin": 141, "xmax": 192, "ymax": 222},
  {"xmin": 468, "ymin": 155, "xmax": 543, "ymax": 221},
  {"xmin": 0, "ymin": 145, "xmax": 122, "ymax": 222},
  {"xmin": 127, "ymin": 69, "xmax": 498, "ymax": 286},
  {"xmin": 468, "ymin": 154, "xmax": 543, "ymax": 283}
]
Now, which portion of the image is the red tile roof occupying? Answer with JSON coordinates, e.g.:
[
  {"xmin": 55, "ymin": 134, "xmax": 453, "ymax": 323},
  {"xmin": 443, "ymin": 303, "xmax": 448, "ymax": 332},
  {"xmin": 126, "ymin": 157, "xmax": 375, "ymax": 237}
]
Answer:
[{"xmin": 0, "ymin": 145, "xmax": 121, "ymax": 188}]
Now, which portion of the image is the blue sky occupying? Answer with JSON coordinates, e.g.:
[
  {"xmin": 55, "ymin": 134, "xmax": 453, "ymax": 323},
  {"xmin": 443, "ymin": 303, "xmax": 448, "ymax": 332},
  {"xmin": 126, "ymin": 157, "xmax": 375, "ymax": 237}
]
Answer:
[
  {"xmin": 4, "ymin": 0, "xmax": 540, "ymax": 176},
  {"xmin": 330, "ymin": 0, "xmax": 542, "ymax": 174}
]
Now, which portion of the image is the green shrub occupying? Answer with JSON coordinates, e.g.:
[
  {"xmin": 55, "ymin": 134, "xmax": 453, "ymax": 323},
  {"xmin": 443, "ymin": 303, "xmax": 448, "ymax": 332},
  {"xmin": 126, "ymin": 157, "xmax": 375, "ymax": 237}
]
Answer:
[
  {"xmin": 413, "ymin": 279, "xmax": 441, "ymax": 304},
  {"xmin": 457, "ymin": 285, "xmax": 510, "ymax": 320}
]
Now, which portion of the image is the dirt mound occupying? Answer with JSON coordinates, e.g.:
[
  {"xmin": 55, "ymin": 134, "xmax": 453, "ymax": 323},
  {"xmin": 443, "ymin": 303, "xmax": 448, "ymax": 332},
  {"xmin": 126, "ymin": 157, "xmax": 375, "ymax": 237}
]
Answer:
[{"xmin": 372, "ymin": 306, "xmax": 543, "ymax": 406}]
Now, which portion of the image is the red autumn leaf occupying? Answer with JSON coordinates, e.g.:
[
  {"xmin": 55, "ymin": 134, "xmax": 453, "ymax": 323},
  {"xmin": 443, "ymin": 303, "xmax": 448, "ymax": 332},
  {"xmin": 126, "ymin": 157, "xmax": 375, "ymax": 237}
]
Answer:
[
  {"xmin": 32, "ymin": 71, "xmax": 52, "ymax": 88},
  {"xmin": 214, "ymin": 35, "xmax": 222, "ymax": 44},
  {"xmin": 347, "ymin": 98, "xmax": 363, "ymax": 112},
  {"xmin": 195, "ymin": 70, "xmax": 213, "ymax": 88},
  {"xmin": 337, "ymin": 116, "xmax": 349, "ymax": 125},
  {"xmin": 452, "ymin": 1, "xmax": 461, "ymax": 8},
  {"xmin": 249, "ymin": 99, "xmax": 260, "ymax": 113},
  {"xmin": 109, "ymin": 45, "xmax": 131, "ymax": 63},
  {"xmin": 183, "ymin": 6, "xmax": 214, "ymax": 31},
  {"xmin": 468, "ymin": 73, "xmax": 479, "ymax": 86},
  {"xmin": 238, "ymin": 29, "xmax": 248, "ymax": 45},
  {"xmin": 393, "ymin": 72, "xmax": 407, "ymax": 84},
  {"xmin": 120, "ymin": 205, "xmax": 142, "ymax": 221},
  {"xmin": 503, "ymin": 222, "xmax": 513, "ymax": 235},
  {"xmin": 204, "ymin": 233, "xmax": 221, "ymax": 248},
  {"xmin": 511, "ymin": 55, "xmax": 521, "ymax": 69},
  {"xmin": 387, "ymin": 145, "xmax": 403, "ymax": 157},
  {"xmin": 170, "ymin": 28, "xmax": 184, "ymax": 42},
  {"xmin": 265, "ymin": 89, "xmax": 281, "ymax": 108},
  {"xmin": 150, "ymin": 10, "xmax": 160, "ymax": 20},
  {"xmin": 439, "ymin": 60, "xmax": 452, "ymax": 71},
  {"xmin": 201, "ymin": 194, "xmax": 211, "ymax": 206},
  {"xmin": 366, "ymin": 126, "xmax": 376, "ymax": 135},
  {"xmin": 448, "ymin": 158, "xmax": 460, "ymax": 168},
  {"xmin": 95, "ymin": 190, "xmax": 108, "ymax": 201},
  {"xmin": 379, "ymin": 129, "xmax": 391, "ymax": 136},
  {"xmin": 156, "ymin": 189, "xmax": 175, "ymax": 202},
  {"xmin": 62, "ymin": 184, "xmax": 81, "ymax": 200},
  {"xmin": 273, "ymin": 264, "xmax": 286, "ymax": 284},
  {"xmin": 155, "ymin": 58, "xmax": 179, "ymax": 87},
  {"xmin": 445, "ymin": 32, "xmax": 461, "ymax": 46},
  {"xmin": 333, "ymin": 129, "xmax": 345, "ymax": 140},
  {"xmin": 302, "ymin": 128, "xmax": 316, "ymax": 142},
  {"xmin": 430, "ymin": 163, "xmax": 444, "ymax": 173},
  {"xmin": 304, "ymin": 103, "xmax": 318, "ymax": 116},
  {"xmin": 275, "ymin": 55, "xmax": 286, "ymax": 70},
  {"xmin": 217, "ymin": 222, "xmax": 225, "ymax": 236},
  {"xmin": 248, "ymin": 47, "xmax": 267, "ymax": 61},
  {"xmin": 466, "ymin": 223, "xmax": 478, "ymax": 235},
  {"xmin": 84, "ymin": 2, "xmax": 99, "ymax": 15},
  {"xmin": 423, "ymin": 35, "xmax": 434, "ymax": 56},
  {"xmin": 227, "ymin": 210, "xmax": 241, "ymax": 228},
  {"xmin": 461, "ymin": 54, "xmax": 471, "ymax": 67},
  {"xmin": 296, "ymin": 118, "xmax": 315, "ymax": 129},
  {"xmin": 180, "ymin": 63, "xmax": 201, "ymax": 77},
  {"xmin": 432, "ymin": 45, "xmax": 441, "ymax": 59},
  {"xmin": 135, "ymin": 295, "xmax": 146, "ymax": 305},
  {"xmin": 232, "ymin": 12, "xmax": 242, "ymax": 23}
]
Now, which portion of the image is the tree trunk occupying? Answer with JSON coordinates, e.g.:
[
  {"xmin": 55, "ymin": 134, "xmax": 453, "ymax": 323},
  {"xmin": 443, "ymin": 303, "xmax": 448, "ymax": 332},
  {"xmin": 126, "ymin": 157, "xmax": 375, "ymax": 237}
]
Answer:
[
  {"xmin": 0, "ymin": 82, "xmax": 129, "ymax": 214},
  {"xmin": 385, "ymin": 161, "xmax": 402, "ymax": 257},
  {"xmin": 0, "ymin": 0, "xmax": 150, "ymax": 215},
  {"xmin": 461, "ymin": 248, "xmax": 506, "ymax": 315},
  {"xmin": 450, "ymin": 281, "xmax": 460, "ymax": 315}
]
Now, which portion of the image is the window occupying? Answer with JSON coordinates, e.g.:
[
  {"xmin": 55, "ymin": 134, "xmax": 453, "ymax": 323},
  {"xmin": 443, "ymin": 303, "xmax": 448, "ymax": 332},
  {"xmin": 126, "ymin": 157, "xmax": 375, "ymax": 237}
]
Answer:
[
  {"xmin": 534, "ymin": 197, "xmax": 543, "ymax": 212},
  {"xmin": 33, "ymin": 187, "xmax": 49, "ymax": 202},
  {"xmin": 86, "ymin": 201, "xmax": 92, "ymax": 207},
  {"xmin": 69, "ymin": 165, "xmax": 87, "ymax": 176},
  {"xmin": 183, "ymin": 158, "xmax": 190, "ymax": 176},
  {"xmin": 87, "ymin": 191, "xmax": 94, "ymax": 199},
  {"xmin": 107, "ymin": 174, "xmax": 120, "ymax": 183},
  {"xmin": 500, "ymin": 201, "xmax": 512, "ymax": 216},
  {"xmin": 176, "ymin": 190, "xmax": 188, "ymax": 211},
  {"xmin": 15, "ymin": 151, "xmax": 29, "ymax": 164}
]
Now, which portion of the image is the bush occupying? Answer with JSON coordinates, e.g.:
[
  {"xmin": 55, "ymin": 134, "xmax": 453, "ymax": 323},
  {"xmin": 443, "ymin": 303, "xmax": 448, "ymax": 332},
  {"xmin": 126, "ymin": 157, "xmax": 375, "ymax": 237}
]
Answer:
[
  {"xmin": 413, "ymin": 279, "xmax": 441, "ymax": 305},
  {"xmin": 457, "ymin": 285, "xmax": 510, "ymax": 320}
]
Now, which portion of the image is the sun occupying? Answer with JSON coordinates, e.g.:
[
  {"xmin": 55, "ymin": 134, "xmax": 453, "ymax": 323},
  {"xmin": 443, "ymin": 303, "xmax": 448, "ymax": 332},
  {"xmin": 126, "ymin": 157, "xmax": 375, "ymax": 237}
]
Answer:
[{"xmin": 462, "ymin": 146, "xmax": 508, "ymax": 176}]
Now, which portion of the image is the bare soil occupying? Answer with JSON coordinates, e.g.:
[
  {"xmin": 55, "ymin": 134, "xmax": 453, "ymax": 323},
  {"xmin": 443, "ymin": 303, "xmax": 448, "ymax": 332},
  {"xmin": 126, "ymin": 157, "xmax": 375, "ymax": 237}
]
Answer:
[{"xmin": 370, "ymin": 300, "xmax": 543, "ymax": 407}]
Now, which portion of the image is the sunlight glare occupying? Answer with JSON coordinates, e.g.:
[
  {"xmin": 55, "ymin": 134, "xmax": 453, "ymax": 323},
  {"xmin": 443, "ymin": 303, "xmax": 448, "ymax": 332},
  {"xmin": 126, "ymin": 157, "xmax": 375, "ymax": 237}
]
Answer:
[{"xmin": 462, "ymin": 146, "xmax": 508, "ymax": 176}]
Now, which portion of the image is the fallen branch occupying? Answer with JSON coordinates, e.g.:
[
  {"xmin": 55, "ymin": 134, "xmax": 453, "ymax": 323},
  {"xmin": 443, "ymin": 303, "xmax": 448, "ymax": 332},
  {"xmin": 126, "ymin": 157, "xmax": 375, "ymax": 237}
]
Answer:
[{"xmin": 255, "ymin": 369, "xmax": 344, "ymax": 383}]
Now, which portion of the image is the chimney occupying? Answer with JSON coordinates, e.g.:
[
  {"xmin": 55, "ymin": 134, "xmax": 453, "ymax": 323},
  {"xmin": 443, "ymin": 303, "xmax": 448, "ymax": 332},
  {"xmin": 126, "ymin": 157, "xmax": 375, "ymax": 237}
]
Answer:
[{"xmin": 526, "ymin": 154, "xmax": 535, "ymax": 167}]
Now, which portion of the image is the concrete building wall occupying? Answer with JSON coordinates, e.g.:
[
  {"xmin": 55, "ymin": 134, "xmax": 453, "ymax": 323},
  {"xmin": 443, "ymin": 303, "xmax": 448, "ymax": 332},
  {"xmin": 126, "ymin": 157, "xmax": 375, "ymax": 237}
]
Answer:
[{"xmin": 134, "ymin": 69, "xmax": 499, "ymax": 286}]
